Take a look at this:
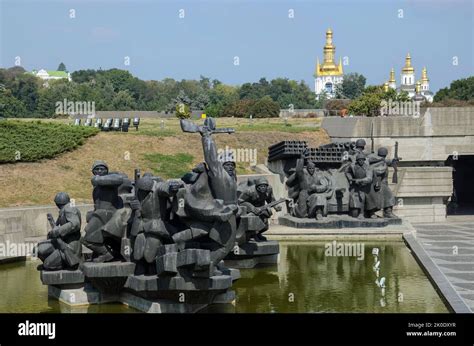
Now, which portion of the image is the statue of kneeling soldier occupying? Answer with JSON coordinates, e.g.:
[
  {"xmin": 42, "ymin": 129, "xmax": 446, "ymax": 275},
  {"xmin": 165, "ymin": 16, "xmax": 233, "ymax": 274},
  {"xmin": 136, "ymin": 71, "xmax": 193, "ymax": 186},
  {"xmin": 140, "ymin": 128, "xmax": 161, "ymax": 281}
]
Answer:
[
  {"xmin": 36, "ymin": 192, "xmax": 82, "ymax": 271},
  {"xmin": 237, "ymin": 177, "xmax": 284, "ymax": 242}
]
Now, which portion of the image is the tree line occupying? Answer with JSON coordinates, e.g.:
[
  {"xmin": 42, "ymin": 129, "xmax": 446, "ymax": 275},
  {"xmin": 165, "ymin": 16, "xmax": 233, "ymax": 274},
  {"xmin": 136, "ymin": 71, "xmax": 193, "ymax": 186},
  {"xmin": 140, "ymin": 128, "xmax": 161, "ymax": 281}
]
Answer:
[
  {"xmin": 0, "ymin": 65, "xmax": 320, "ymax": 118},
  {"xmin": 0, "ymin": 64, "xmax": 472, "ymax": 119}
]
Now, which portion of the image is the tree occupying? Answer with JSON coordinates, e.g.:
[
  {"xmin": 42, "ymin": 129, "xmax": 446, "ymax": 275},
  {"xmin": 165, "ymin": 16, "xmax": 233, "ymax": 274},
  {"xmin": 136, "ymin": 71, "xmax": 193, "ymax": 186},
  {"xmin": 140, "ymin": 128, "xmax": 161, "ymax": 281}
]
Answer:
[
  {"xmin": 250, "ymin": 96, "xmax": 280, "ymax": 118},
  {"xmin": 348, "ymin": 85, "xmax": 409, "ymax": 117},
  {"xmin": 111, "ymin": 90, "xmax": 136, "ymax": 110},
  {"xmin": 0, "ymin": 89, "xmax": 27, "ymax": 118},
  {"xmin": 9, "ymin": 74, "xmax": 40, "ymax": 112},
  {"xmin": 57, "ymin": 62, "xmax": 67, "ymax": 72},
  {"xmin": 36, "ymin": 79, "xmax": 79, "ymax": 117},
  {"xmin": 434, "ymin": 76, "xmax": 474, "ymax": 102},
  {"xmin": 335, "ymin": 73, "xmax": 366, "ymax": 99}
]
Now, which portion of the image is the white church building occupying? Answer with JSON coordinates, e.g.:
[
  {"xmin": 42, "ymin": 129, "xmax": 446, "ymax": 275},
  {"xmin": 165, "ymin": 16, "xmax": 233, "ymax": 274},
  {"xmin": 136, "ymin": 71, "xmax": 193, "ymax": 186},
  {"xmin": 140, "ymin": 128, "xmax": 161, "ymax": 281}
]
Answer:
[{"xmin": 314, "ymin": 28, "xmax": 344, "ymax": 99}]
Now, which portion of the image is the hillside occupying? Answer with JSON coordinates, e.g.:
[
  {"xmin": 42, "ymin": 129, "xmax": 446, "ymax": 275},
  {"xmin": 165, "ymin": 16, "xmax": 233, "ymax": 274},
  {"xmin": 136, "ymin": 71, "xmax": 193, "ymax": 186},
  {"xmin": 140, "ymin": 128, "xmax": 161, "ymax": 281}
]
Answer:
[{"xmin": 0, "ymin": 117, "xmax": 330, "ymax": 207}]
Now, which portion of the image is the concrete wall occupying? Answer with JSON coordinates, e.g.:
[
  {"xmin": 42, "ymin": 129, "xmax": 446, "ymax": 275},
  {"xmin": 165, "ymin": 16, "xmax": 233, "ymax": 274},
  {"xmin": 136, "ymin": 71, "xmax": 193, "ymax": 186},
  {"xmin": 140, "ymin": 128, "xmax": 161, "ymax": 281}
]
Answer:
[
  {"xmin": 391, "ymin": 167, "xmax": 453, "ymax": 223},
  {"xmin": 321, "ymin": 107, "xmax": 474, "ymax": 162},
  {"xmin": 0, "ymin": 204, "xmax": 93, "ymax": 241},
  {"xmin": 279, "ymin": 109, "xmax": 325, "ymax": 118},
  {"xmin": 0, "ymin": 211, "xmax": 25, "ymax": 262}
]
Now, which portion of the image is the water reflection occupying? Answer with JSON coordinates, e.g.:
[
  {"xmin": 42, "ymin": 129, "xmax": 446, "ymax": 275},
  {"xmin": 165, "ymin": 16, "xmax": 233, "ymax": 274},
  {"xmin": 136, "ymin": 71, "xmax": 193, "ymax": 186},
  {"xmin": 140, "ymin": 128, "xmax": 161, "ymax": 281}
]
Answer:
[
  {"xmin": 227, "ymin": 241, "xmax": 448, "ymax": 313},
  {"xmin": 0, "ymin": 241, "xmax": 448, "ymax": 313}
]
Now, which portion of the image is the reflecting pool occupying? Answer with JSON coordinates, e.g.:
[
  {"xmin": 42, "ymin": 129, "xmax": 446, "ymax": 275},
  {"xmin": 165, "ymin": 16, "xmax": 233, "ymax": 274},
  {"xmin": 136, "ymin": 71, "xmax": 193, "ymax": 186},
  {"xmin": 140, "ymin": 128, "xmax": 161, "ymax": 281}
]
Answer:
[{"xmin": 0, "ymin": 240, "xmax": 448, "ymax": 313}]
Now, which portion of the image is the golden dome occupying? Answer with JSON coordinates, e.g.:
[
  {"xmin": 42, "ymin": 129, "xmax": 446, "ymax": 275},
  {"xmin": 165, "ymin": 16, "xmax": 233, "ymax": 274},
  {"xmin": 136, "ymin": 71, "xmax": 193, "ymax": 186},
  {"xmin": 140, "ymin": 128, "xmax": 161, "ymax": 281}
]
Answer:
[
  {"xmin": 389, "ymin": 68, "xmax": 396, "ymax": 83},
  {"xmin": 415, "ymin": 81, "xmax": 421, "ymax": 93},
  {"xmin": 402, "ymin": 53, "xmax": 414, "ymax": 74},
  {"xmin": 422, "ymin": 67, "xmax": 429, "ymax": 82},
  {"xmin": 315, "ymin": 28, "xmax": 343, "ymax": 77}
]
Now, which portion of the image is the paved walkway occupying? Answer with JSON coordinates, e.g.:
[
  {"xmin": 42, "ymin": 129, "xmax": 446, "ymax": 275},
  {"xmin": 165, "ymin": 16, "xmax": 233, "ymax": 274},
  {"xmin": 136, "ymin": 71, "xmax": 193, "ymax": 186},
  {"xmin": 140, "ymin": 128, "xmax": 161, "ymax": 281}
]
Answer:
[{"xmin": 408, "ymin": 222, "xmax": 474, "ymax": 312}]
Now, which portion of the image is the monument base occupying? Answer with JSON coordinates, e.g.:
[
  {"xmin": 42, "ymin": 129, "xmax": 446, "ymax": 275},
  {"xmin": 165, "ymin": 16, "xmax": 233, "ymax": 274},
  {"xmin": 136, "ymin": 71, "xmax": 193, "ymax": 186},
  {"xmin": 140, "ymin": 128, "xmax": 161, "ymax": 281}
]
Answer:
[
  {"xmin": 278, "ymin": 214, "xmax": 402, "ymax": 229},
  {"xmin": 224, "ymin": 240, "xmax": 280, "ymax": 268}
]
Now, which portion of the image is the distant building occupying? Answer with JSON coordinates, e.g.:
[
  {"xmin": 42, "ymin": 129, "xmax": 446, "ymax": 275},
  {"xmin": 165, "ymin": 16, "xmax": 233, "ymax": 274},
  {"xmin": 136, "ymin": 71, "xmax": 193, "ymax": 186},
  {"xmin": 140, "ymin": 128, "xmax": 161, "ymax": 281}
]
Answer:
[
  {"xmin": 30, "ymin": 69, "xmax": 71, "ymax": 82},
  {"xmin": 383, "ymin": 54, "xmax": 433, "ymax": 103},
  {"xmin": 314, "ymin": 29, "xmax": 344, "ymax": 99}
]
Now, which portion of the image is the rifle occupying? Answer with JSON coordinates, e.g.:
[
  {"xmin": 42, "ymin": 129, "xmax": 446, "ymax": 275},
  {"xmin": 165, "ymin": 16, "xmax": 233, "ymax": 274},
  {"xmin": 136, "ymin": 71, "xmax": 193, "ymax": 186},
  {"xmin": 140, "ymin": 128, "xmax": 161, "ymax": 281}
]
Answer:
[
  {"xmin": 392, "ymin": 141, "xmax": 400, "ymax": 184},
  {"xmin": 47, "ymin": 213, "xmax": 55, "ymax": 229},
  {"xmin": 46, "ymin": 213, "xmax": 80, "ymax": 266},
  {"xmin": 180, "ymin": 117, "xmax": 234, "ymax": 135},
  {"xmin": 370, "ymin": 120, "xmax": 375, "ymax": 154},
  {"xmin": 254, "ymin": 198, "xmax": 286, "ymax": 215},
  {"xmin": 46, "ymin": 213, "xmax": 56, "ymax": 239}
]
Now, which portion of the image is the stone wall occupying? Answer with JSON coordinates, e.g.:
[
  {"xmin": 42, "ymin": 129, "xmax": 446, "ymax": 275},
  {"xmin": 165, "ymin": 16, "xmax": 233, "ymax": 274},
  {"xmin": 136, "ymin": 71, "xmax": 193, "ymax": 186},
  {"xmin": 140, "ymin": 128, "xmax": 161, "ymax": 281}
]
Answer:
[
  {"xmin": 321, "ymin": 107, "xmax": 474, "ymax": 162},
  {"xmin": 0, "ymin": 204, "xmax": 93, "ymax": 242},
  {"xmin": 279, "ymin": 109, "xmax": 325, "ymax": 118},
  {"xmin": 391, "ymin": 167, "xmax": 452, "ymax": 223}
]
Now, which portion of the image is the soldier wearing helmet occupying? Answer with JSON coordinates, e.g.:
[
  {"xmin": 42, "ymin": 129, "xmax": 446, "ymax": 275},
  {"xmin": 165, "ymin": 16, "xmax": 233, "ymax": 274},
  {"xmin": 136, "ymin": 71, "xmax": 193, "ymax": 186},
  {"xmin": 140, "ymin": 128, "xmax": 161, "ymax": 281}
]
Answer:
[
  {"xmin": 82, "ymin": 160, "xmax": 126, "ymax": 263},
  {"xmin": 130, "ymin": 176, "xmax": 183, "ymax": 274},
  {"xmin": 345, "ymin": 152, "xmax": 373, "ymax": 219},
  {"xmin": 291, "ymin": 149, "xmax": 332, "ymax": 220},
  {"xmin": 237, "ymin": 177, "xmax": 282, "ymax": 241},
  {"xmin": 217, "ymin": 149, "xmax": 237, "ymax": 181},
  {"xmin": 348, "ymin": 139, "xmax": 368, "ymax": 163},
  {"xmin": 36, "ymin": 192, "xmax": 82, "ymax": 270},
  {"xmin": 365, "ymin": 147, "xmax": 397, "ymax": 218}
]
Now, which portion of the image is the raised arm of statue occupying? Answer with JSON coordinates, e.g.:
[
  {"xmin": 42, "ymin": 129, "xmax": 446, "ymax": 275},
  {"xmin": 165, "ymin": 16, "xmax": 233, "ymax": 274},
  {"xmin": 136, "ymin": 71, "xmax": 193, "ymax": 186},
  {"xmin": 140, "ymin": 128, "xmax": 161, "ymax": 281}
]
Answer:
[
  {"xmin": 202, "ymin": 134, "xmax": 222, "ymax": 180},
  {"xmin": 92, "ymin": 174, "xmax": 124, "ymax": 187}
]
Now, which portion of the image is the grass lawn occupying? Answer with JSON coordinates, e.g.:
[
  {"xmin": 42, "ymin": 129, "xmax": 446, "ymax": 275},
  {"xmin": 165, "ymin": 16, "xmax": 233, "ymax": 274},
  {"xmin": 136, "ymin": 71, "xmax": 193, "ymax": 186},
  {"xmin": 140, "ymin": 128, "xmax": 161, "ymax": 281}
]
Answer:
[{"xmin": 0, "ymin": 116, "xmax": 329, "ymax": 207}]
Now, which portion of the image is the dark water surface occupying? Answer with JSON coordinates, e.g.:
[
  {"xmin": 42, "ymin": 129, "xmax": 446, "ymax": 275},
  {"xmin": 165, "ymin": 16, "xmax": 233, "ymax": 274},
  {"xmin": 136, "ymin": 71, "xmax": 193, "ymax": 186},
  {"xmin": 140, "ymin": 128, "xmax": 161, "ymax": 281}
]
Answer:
[{"xmin": 0, "ymin": 241, "xmax": 448, "ymax": 313}]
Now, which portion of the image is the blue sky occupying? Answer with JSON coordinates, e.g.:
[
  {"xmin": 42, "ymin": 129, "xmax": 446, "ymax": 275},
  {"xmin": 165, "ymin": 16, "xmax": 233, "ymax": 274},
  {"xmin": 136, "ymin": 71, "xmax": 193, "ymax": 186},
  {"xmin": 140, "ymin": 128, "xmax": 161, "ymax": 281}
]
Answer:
[{"xmin": 0, "ymin": 0, "xmax": 472, "ymax": 92}]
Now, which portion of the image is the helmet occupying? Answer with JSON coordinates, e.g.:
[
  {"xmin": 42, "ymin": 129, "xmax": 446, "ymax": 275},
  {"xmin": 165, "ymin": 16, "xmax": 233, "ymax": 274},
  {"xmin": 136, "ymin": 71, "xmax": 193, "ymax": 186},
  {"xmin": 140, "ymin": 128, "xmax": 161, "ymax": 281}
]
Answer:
[
  {"xmin": 307, "ymin": 161, "xmax": 316, "ymax": 168},
  {"xmin": 378, "ymin": 147, "xmax": 388, "ymax": 157},
  {"xmin": 255, "ymin": 177, "xmax": 269, "ymax": 187},
  {"xmin": 355, "ymin": 139, "xmax": 366, "ymax": 148},
  {"xmin": 54, "ymin": 192, "xmax": 70, "ymax": 206},
  {"xmin": 91, "ymin": 160, "xmax": 108, "ymax": 171},
  {"xmin": 356, "ymin": 153, "xmax": 366, "ymax": 161},
  {"xmin": 136, "ymin": 177, "xmax": 154, "ymax": 192}
]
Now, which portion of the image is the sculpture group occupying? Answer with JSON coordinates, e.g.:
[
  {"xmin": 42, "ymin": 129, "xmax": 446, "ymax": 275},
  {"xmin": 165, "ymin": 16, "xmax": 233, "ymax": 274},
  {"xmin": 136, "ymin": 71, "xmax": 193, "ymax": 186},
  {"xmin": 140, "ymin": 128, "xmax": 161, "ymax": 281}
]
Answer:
[
  {"xmin": 271, "ymin": 138, "xmax": 401, "ymax": 227},
  {"xmin": 36, "ymin": 117, "xmax": 401, "ymax": 311},
  {"xmin": 36, "ymin": 117, "xmax": 281, "ymax": 312}
]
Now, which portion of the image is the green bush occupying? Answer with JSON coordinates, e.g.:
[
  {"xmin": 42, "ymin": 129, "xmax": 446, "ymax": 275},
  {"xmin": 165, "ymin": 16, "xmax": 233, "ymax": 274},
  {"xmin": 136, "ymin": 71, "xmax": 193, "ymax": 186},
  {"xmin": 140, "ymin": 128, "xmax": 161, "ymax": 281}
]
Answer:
[
  {"xmin": 222, "ymin": 96, "xmax": 280, "ymax": 118},
  {"xmin": 0, "ymin": 121, "xmax": 99, "ymax": 163}
]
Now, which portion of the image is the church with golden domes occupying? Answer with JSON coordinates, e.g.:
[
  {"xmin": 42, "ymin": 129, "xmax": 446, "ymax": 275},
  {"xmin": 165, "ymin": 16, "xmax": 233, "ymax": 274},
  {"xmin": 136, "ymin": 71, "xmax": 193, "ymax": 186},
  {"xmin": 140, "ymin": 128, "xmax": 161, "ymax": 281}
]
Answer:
[
  {"xmin": 384, "ymin": 54, "xmax": 434, "ymax": 103},
  {"xmin": 314, "ymin": 28, "xmax": 344, "ymax": 99}
]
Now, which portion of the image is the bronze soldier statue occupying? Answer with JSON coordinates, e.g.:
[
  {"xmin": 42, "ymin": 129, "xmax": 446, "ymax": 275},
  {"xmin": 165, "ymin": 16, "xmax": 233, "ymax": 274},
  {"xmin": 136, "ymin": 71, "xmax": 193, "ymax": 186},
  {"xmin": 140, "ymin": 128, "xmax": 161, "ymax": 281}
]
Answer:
[
  {"xmin": 36, "ymin": 192, "xmax": 82, "ymax": 270},
  {"xmin": 131, "ymin": 176, "xmax": 182, "ymax": 274},
  {"xmin": 177, "ymin": 118, "xmax": 238, "ymax": 270},
  {"xmin": 292, "ymin": 150, "xmax": 332, "ymax": 220},
  {"xmin": 82, "ymin": 160, "xmax": 128, "ymax": 263},
  {"xmin": 238, "ymin": 177, "xmax": 282, "ymax": 241},
  {"xmin": 366, "ymin": 147, "xmax": 397, "ymax": 218},
  {"xmin": 345, "ymin": 153, "xmax": 373, "ymax": 219}
]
